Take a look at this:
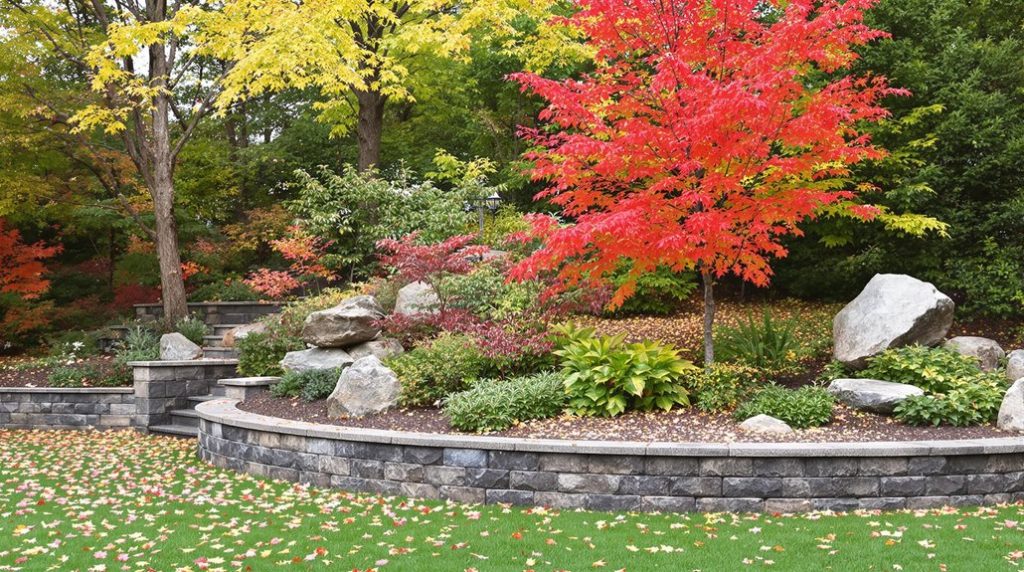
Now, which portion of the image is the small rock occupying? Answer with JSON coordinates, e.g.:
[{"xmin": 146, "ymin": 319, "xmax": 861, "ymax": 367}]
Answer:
[
  {"xmin": 393, "ymin": 281, "xmax": 440, "ymax": 315},
  {"xmin": 738, "ymin": 414, "xmax": 793, "ymax": 434},
  {"xmin": 222, "ymin": 322, "xmax": 267, "ymax": 348},
  {"xmin": 827, "ymin": 378, "xmax": 924, "ymax": 414},
  {"xmin": 1006, "ymin": 350, "xmax": 1024, "ymax": 383},
  {"xmin": 997, "ymin": 379, "xmax": 1024, "ymax": 432},
  {"xmin": 327, "ymin": 356, "xmax": 401, "ymax": 418},
  {"xmin": 301, "ymin": 295, "xmax": 384, "ymax": 348},
  {"xmin": 347, "ymin": 337, "xmax": 404, "ymax": 361},
  {"xmin": 280, "ymin": 347, "xmax": 354, "ymax": 373},
  {"xmin": 833, "ymin": 274, "xmax": 955, "ymax": 369},
  {"xmin": 943, "ymin": 336, "xmax": 1004, "ymax": 371},
  {"xmin": 159, "ymin": 333, "xmax": 203, "ymax": 361}
]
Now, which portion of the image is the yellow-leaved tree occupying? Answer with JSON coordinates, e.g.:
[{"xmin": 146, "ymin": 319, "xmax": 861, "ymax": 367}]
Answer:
[{"xmin": 198, "ymin": 0, "xmax": 580, "ymax": 171}]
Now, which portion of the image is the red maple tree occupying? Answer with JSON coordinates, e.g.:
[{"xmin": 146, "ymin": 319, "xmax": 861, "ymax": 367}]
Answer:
[
  {"xmin": 510, "ymin": 0, "xmax": 904, "ymax": 363},
  {"xmin": 0, "ymin": 219, "xmax": 62, "ymax": 347}
]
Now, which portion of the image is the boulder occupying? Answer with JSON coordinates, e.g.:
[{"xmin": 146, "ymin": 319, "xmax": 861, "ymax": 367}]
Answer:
[
  {"xmin": 738, "ymin": 414, "xmax": 794, "ymax": 434},
  {"xmin": 997, "ymin": 379, "xmax": 1024, "ymax": 432},
  {"xmin": 943, "ymin": 336, "xmax": 1004, "ymax": 371},
  {"xmin": 1006, "ymin": 350, "xmax": 1024, "ymax": 383},
  {"xmin": 159, "ymin": 333, "xmax": 203, "ymax": 361},
  {"xmin": 833, "ymin": 274, "xmax": 955, "ymax": 368},
  {"xmin": 327, "ymin": 356, "xmax": 401, "ymax": 418},
  {"xmin": 347, "ymin": 337, "xmax": 404, "ymax": 361},
  {"xmin": 301, "ymin": 295, "xmax": 384, "ymax": 348},
  {"xmin": 222, "ymin": 322, "xmax": 267, "ymax": 348},
  {"xmin": 827, "ymin": 378, "xmax": 924, "ymax": 414},
  {"xmin": 393, "ymin": 281, "xmax": 440, "ymax": 315},
  {"xmin": 280, "ymin": 347, "xmax": 354, "ymax": 374}
]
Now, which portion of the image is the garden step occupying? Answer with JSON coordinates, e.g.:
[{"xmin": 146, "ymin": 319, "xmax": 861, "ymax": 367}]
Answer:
[
  {"xmin": 203, "ymin": 346, "xmax": 239, "ymax": 359},
  {"xmin": 212, "ymin": 324, "xmax": 247, "ymax": 336},
  {"xmin": 203, "ymin": 335, "xmax": 225, "ymax": 347},
  {"xmin": 168, "ymin": 409, "xmax": 200, "ymax": 428},
  {"xmin": 188, "ymin": 394, "xmax": 219, "ymax": 404},
  {"xmin": 149, "ymin": 424, "xmax": 198, "ymax": 438}
]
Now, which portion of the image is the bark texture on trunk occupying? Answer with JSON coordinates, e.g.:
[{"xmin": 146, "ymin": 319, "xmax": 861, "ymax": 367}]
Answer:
[
  {"xmin": 355, "ymin": 89, "xmax": 386, "ymax": 172},
  {"xmin": 153, "ymin": 182, "xmax": 187, "ymax": 324},
  {"xmin": 702, "ymin": 268, "xmax": 716, "ymax": 367}
]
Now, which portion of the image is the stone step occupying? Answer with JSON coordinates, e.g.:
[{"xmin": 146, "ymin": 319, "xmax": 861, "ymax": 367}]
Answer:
[
  {"xmin": 203, "ymin": 335, "xmax": 225, "ymax": 348},
  {"xmin": 203, "ymin": 346, "xmax": 239, "ymax": 359},
  {"xmin": 212, "ymin": 324, "xmax": 246, "ymax": 336},
  {"xmin": 168, "ymin": 409, "xmax": 200, "ymax": 428},
  {"xmin": 188, "ymin": 394, "xmax": 219, "ymax": 404},
  {"xmin": 149, "ymin": 424, "xmax": 198, "ymax": 438},
  {"xmin": 218, "ymin": 376, "xmax": 281, "ymax": 400}
]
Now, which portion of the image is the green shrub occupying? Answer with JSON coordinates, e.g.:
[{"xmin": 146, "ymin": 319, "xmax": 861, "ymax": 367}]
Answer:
[
  {"xmin": 556, "ymin": 332, "xmax": 696, "ymax": 417},
  {"xmin": 48, "ymin": 365, "xmax": 96, "ymax": 388},
  {"xmin": 388, "ymin": 333, "xmax": 489, "ymax": 407},
  {"xmin": 817, "ymin": 360, "xmax": 850, "ymax": 383},
  {"xmin": 46, "ymin": 330, "xmax": 100, "ymax": 359},
  {"xmin": 189, "ymin": 280, "xmax": 261, "ymax": 302},
  {"xmin": 443, "ymin": 372, "xmax": 567, "ymax": 432},
  {"xmin": 611, "ymin": 266, "xmax": 697, "ymax": 316},
  {"xmin": 116, "ymin": 326, "xmax": 159, "ymax": 362},
  {"xmin": 439, "ymin": 264, "xmax": 543, "ymax": 320},
  {"xmin": 734, "ymin": 386, "xmax": 834, "ymax": 429},
  {"xmin": 173, "ymin": 314, "xmax": 209, "ymax": 346},
  {"xmin": 236, "ymin": 329, "xmax": 304, "ymax": 377},
  {"xmin": 683, "ymin": 363, "xmax": 764, "ymax": 412},
  {"xmin": 860, "ymin": 346, "xmax": 983, "ymax": 394},
  {"xmin": 894, "ymin": 376, "xmax": 1007, "ymax": 427},
  {"xmin": 715, "ymin": 312, "xmax": 802, "ymax": 375},
  {"xmin": 271, "ymin": 368, "xmax": 342, "ymax": 401}
]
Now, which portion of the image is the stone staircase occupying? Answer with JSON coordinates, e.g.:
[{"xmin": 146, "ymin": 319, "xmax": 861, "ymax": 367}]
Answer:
[{"xmin": 150, "ymin": 377, "xmax": 279, "ymax": 438}]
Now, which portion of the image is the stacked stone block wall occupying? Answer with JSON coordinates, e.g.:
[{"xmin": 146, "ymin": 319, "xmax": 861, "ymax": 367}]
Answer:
[
  {"xmin": 131, "ymin": 360, "xmax": 238, "ymax": 428},
  {"xmin": 134, "ymin": 302, "xmax": 283, "ymax": 326},
  {"xmin": 0, "ymin": 388, "xmax": 135, "ymax": 429}
]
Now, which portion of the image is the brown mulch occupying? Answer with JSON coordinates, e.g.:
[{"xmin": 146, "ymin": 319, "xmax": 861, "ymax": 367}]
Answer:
[
  {"xmin": 0, "ymin": 355, "xmax": 117, "ymax": 388},
  {"xmin": 238, "ymin": 393, "xmax": 1012, "ymax": 444}
]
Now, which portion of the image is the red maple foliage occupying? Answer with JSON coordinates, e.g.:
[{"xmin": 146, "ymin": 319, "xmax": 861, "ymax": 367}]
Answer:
[
  {"xmin": 0, "ymin": 219, "xmax": 62, "ymax": 347},
  {"xmin": 510, "ymin": 0, "xmax": 904, "ymax": 362}
]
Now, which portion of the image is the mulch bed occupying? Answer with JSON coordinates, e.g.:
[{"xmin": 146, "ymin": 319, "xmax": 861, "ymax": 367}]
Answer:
[
  {"xmin": 238, "ymin": 393, "xmax": 1012, "ymax": 443},
  {"xmin": 0, "ymin": 355, "xmax": 118, "ymax": 388}
]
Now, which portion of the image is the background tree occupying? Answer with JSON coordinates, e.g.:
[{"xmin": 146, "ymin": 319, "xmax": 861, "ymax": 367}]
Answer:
[
  {"xmin": 0, "ymin": 220, "xmax": 61, "ymax": 349},
  {"xmin": 199, "ymin": 0, "xmax": 578, "ymax": 171},
  {"xmin": 510, "ymin": 0, "xmax": 914, "ymax": 364}
]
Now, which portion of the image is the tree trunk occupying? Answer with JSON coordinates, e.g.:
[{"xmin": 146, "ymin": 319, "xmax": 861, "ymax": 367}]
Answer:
[
  {"xmin": 152, "ymin": 170, "xmax": 188, "ymax": 325},
  {"xmin": 355, "ymin": 89, "xmax": 386, "ymax": 172},
  {"xmin": 702, "ymin": 268, "xmax": 716, "ymax": 367}
]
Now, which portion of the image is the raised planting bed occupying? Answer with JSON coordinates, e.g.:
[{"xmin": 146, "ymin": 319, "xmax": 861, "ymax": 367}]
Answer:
[
  {"xmin": 197, "ymin": 399, "xmax": 1024, "ymax": 513},
  {"xmin": 0, "ymin": 387, "xmax": 135, "ymax": 429},
  {"xmin": 0, "ymin": 355, "xmax": 129, "ymax": 388}
]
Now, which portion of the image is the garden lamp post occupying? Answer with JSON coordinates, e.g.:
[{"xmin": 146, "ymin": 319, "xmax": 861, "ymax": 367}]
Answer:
[{"xmin": 467, "ymin": 192, "xmax": 503, "ymax": 234}]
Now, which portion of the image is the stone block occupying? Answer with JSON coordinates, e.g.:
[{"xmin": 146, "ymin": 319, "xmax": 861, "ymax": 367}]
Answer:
[
  {"xmin": 424, "ymin": 465, "xmax": 466, "ymax": 486},
  {"xmin": 946, "ymin": 455, "xmax": 990, "ymax": 474},
  {"xmin": 764, "ymin": 498, "xmax": 813, "ymax": 513},
  {"xmin": 752, "ymin": 458, "xmax": 805, "ymax": 477},
  {"xmin": 440, "ymin": 486, "xmax": 485, "ymax": 504},
  {"xmin": 879, "ymin": 476, "xmax": 926, "ymax": 497},
  {"xmin": 535, "ymin": 491, "xmax": 588, "ymax": 509},
  {"xmin": 465, "ymin": 468, "xmax": 509, "ymax": 489},
  {"xmin": 700, "ymin": 456, "xmax": 749, "ymax": 478},
  {"xmin": 539, "ymin": 453, "xmax": 589, "ymax": 473},
  {"xmin": 723, "ymin": 477, "xmax": 784, "ymax": 498},
  {"xmin": 444, "ymin": 448, "xmax": 488, "ymax": 468},
  {"xmin": 619, "ymin": 476, "xmax": 674, "ymax": 496},
  {"xmin": 966, "ymin": 473, "xmax": 1008, "ymax": 495},
  {"xmin": 400, "ymin": 482, "xmax": 439, "ymax": 499},
  {"xmin": 305, "ymin": 438, "xmax": 334, "ymax": 456},
  {"xmin": 557, "ymin": 473, "xmax": 622, "ymax": 494},
  {"xmin": 384, "ymin": 462, "xmax": 424, "ymax": 482},
  {"xmin": 404, "ymin": 446, "xmax": 443, "ymax": 465},
  {"xmin": 509, "ymin": 471, "xmax": 558, "ymax": 491},
  {"xmin": 908, "ymin": 456, "xmax": 947, "ymax": 475},
  {"xmin": 488, "ymin": 451, "xmax": 539, "ymax": 471},
  {"xmin": 586, "ymin": 455, "xmax": 644, "ymax": 475},
  {"xmin": 668, "ymin": 477, "xmax": 722, "ymax": 496},
  {"xmin": 804, "ymin": 458, "xmax": 859, "ymax": 477},
  {"xmin": 858, "ymin": 458, "xmax": 909, "ymax": 476},
  {"xmin": 925, "ymin": 475, "xmax": 967, "ymax": 496},
  {"xmin": 646, "ymin": 457, "xmax": 702, "ymax": 476},
  {"xmin": 640, "ymin": 496, "xmax": 696, "ymax": 513},
  {"xmin": 586, "ymin": 494, "xmax": 640, "ymax": 512},
  {"xmin": 696, "ymin": 497, "xmax": 765, "ymax": 513},
  {"xmin": 350, "ymin": 459, "xmax": 385, "ymax": 479},
  {"xmin": 353, "ymin": 443, "xmax": 403, "ymax": 462},
  {"xmin": 299, "ymin": 472, "xmax": 331, "ymax": 488},
  {"xmin": 906, "ymin": 496, "xmax": 953, "ymax": 509},
  {"xmin": 858, "ymin": 497, "xmax": 908, "ymax": 511},
  {"xmin": 486, "ymin": 489, "xmax": 535, "ymax": 505}
]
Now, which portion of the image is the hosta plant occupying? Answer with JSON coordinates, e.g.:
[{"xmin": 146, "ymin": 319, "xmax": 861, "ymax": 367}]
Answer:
[{"xmin": 556, "ymin": 332, "xmax": 697, "ymax": 417}]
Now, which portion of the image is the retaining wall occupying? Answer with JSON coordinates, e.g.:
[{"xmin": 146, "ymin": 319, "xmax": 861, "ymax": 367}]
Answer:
[
  {"xmin": 130, "ymin": 360, "xmax": 238, "ymax": 428},
  {"xmin": 134, "ymin": 301, "xmax": 283, "ymax": 325},
  {"xmin": 196, "ymin": 399, "xmax": 1024, "ymax": 512},
  {"xmin": 0, "ymin": 387, "xmax": 135, "ymax": 429}
]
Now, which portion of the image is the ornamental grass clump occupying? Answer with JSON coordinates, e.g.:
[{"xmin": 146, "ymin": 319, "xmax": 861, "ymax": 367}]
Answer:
[{"xmin": 443, "ymin": 372, "xmax": 567, "ymax": 432}]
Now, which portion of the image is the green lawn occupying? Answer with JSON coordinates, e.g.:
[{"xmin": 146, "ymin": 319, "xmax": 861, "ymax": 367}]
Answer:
[{"xmin": 1, "ymin": 430, "xmax": 1022, "ymax": 571}]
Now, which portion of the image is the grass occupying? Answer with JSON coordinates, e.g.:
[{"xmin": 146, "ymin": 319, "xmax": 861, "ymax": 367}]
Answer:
[{"xmin": 1, "ymin": 430, "xmax": 1023, "ymax": 571}]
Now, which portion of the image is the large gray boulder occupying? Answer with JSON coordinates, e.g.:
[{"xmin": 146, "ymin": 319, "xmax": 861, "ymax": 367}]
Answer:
[
  {"xmin": 833, "ymin": 274, "xmax": 954, "ymax": 368},
  {"xmin": 280, "ymin": 347, "xmax": 354, "ymax": 374},
  {"xmin": 997, "ymin": 379, "xmax": 1024, "ymax": 432},
  {"xmin": 393, "ymin": 281, "xmax": 440, "ymax": 315},
  {"xmin": 1006, "ymin": 350, "xmax": 1024, "ymax": 383},
  {"xmin": 827, "ymin": 378, "xmax": 924, "ymax": 414},
  {"xmin": 159, "ymin": 333, "xmax": 203, "ymax": 361},
  {"xmin": 738, "ymin": 414, "xmax": 793, "ymax": 434},
  {"xmin": 943, "ymin": 336, "xmax": 1004, "ymax": 371},
  {"xmin": 301, "ymin": 295, "xmax": 384, "ymax": 348},
  {"xmin": 347, "ymin": 337, "xmax": 404, "ymax": 361},
  {"xmin": 222, "ymin": 322, "xmax": 267, "ymax": 348},
  {"xmin": 327, "ymin": 356, "xmax": 401, "ymax": 418}
]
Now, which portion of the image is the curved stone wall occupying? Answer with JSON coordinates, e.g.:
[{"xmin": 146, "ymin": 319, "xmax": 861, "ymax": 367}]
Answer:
[{"xmin": 196, "ymin": 400, "xmax": 1024, "ymax": 512}]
